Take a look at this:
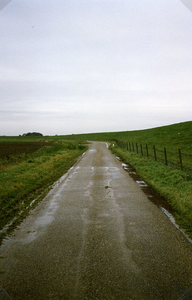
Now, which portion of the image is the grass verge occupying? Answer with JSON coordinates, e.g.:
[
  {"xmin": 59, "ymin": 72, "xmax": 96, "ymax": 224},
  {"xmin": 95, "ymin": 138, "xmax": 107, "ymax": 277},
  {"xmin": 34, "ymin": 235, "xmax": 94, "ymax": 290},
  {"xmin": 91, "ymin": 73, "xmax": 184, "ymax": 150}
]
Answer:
[
  {"xmin": 110, "ymin": 145, "xmax": 192, "ymax": 239},
  {"xmin": 0, "ymin": 141, "xmax": 87, "ymax": 243}
]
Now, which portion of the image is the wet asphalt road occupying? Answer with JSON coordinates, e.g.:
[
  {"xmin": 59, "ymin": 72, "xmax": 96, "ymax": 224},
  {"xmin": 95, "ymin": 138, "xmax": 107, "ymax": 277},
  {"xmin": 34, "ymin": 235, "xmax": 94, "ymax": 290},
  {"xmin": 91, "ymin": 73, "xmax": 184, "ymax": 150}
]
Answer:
[{"xmin": 0, "ymin": 142, "xmax": 192, "ymax": 300}]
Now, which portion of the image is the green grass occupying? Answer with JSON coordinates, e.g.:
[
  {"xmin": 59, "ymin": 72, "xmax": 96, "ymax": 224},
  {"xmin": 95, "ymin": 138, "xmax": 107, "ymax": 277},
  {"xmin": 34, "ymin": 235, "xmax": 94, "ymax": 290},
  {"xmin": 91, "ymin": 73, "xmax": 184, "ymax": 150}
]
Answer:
[
  {"xmin": 50, "ymin": 121, "xmax": 192, "ymax": 151},
  {"xmin": 0, "ymin": 140, "xmax": 87, "ymax": 243}
]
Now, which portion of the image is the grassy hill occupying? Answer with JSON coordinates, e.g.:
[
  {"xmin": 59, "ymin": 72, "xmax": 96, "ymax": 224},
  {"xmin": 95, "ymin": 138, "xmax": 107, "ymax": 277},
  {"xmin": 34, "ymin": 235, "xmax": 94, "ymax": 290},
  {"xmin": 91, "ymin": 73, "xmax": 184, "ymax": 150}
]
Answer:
[
  {"xmin": 60, "ymin": 121, "xmax": 192, "ymax": 153},
  {"xmin": 62, "ymin": 121, "xmax": 192, "ymax": 173},
  {"xmin": 112, "ymin": 121, "xmax": 192, "ymax": 153}
]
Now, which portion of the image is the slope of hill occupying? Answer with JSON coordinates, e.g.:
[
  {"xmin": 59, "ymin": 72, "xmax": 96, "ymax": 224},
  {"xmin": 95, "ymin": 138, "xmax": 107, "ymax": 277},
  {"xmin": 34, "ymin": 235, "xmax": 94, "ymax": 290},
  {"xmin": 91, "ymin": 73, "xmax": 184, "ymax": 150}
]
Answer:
[{"xmin": 65, "ymin": 121, "xmax": 192, "ymax": 154}]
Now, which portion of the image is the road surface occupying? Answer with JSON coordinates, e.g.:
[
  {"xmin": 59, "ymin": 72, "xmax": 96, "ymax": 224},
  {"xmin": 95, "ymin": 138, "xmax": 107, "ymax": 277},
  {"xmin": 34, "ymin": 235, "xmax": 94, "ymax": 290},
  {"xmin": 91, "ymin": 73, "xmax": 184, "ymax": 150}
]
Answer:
[{"xmin": 0, "ymin": 142, "xmax": 192, "ymax": 300}]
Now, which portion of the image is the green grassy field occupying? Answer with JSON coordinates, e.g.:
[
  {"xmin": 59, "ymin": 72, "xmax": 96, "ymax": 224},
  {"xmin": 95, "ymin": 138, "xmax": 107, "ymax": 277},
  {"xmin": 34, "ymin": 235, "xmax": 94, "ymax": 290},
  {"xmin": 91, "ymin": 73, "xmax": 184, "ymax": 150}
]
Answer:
[{"xmin": 60, "ymin": 120, "xmax": 192, "ymax": 153}]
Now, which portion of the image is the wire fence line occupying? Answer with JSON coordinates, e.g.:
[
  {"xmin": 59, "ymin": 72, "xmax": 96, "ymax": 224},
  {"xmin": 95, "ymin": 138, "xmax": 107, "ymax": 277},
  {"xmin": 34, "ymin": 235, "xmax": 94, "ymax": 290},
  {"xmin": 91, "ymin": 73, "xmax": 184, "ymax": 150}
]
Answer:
[{"xmin": 115, "ymin": 140, "xmax": 192, "ymax": 175}]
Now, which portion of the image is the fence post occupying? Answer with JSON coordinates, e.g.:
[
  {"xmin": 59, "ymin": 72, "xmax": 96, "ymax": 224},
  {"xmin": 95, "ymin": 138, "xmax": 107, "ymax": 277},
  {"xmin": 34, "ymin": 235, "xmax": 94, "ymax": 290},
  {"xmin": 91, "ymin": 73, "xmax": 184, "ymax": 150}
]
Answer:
[
  {"xmin": 146, "ymin": 144, "xmax": 149, "ymax": 158},
  {"xmin": 126, "ymin": 142, "xmax": 128, "ymax": 151},
  {"xmin": 179, "ymin": 149, "xmax": 183, "ymax": 170},
  {"xmin": 129, "ymin": 142, "xmax": 131, "ymax": 152},
  {"xmin": 164, "ymin": 147, "xmax": 168, "ymax": 166},
  {"xmin": 136, "ymin": 143, "xmax": 138, "ymax": 153},
  {"xmin": 153, "ymin": 145, "xmax": 157, "ymax": 161},
  {"xmin": 132, "ymin": 142, "xmax": 135, "ymax": 152},
  {"xmin": 140, "ymin": 144, "xmax": 143, "ymax": 156}
]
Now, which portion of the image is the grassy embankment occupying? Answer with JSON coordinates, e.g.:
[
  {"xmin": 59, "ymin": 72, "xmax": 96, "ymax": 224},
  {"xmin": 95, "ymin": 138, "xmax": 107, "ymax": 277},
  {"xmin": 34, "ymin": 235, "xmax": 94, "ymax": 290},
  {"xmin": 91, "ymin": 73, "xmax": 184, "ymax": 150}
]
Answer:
[{"xmin": 0, "ymin": 137, "xmax": 87, "ymax": 243}]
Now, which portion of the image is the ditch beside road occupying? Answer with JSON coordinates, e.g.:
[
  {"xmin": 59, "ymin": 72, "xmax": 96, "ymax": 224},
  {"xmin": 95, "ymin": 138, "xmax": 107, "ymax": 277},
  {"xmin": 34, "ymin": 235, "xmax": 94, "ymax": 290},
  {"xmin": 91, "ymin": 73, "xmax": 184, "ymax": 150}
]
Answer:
[{"xmin": 0, "ymin": 142, "xmax": 192, "ymax": 299}]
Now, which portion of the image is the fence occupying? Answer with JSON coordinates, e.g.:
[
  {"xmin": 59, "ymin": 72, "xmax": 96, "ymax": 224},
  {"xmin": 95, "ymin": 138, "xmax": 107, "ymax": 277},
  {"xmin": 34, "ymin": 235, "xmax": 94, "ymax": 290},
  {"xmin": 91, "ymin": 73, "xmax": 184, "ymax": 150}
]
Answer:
[{"xmin": 115, "ymin": 140, "xmax": 192, "ymax": 175}]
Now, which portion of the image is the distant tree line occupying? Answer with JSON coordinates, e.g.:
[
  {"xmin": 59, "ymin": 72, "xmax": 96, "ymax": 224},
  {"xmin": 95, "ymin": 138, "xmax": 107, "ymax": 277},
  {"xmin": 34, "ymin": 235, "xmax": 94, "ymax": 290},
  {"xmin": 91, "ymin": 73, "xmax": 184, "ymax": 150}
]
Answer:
[{"xmin": 22, "ymin": 132, "xmax": 43, "ymax": 137}]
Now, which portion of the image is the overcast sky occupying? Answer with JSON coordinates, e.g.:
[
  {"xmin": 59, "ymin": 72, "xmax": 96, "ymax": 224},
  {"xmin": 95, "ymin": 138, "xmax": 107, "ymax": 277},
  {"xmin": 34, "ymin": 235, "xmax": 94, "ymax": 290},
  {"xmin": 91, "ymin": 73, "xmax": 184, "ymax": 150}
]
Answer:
[{"xmin": 0, "ymin": 0, "xmax": 192, "ymax": 136}]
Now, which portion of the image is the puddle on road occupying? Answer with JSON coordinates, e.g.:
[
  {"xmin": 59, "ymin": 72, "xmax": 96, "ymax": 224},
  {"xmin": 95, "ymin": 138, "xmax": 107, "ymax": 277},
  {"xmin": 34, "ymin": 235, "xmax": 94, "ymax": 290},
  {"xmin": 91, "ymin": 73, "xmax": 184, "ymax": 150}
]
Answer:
[
  {"xmin": 21, "ymin": 198, "xmax": 59, "ymax": 244},
  {"xmin": 35, "ymin": 214, "xmax": 54, "ymax": 227},
  {"xmin": 120, "ymin": 160, "xmax": 172, "ymax": 213},
  {"xmin": 136, "ymin": 180, "xmax": 148, "ymax": 187},
  {"xmin": 89, "ymin": 149, "xmax": 97, "ymax": 153},
  {"xmin": 119, "ymin": 158, "xmax": 192, "ymax": 245}
]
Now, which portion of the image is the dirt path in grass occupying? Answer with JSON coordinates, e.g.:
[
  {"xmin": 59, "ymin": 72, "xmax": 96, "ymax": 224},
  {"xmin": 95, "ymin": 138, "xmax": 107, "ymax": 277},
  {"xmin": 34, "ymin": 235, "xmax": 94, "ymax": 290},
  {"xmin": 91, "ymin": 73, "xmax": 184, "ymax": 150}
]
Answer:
[{"xmin": 0, "ymin": 142, "xmax": 192, "ymax": 300}]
